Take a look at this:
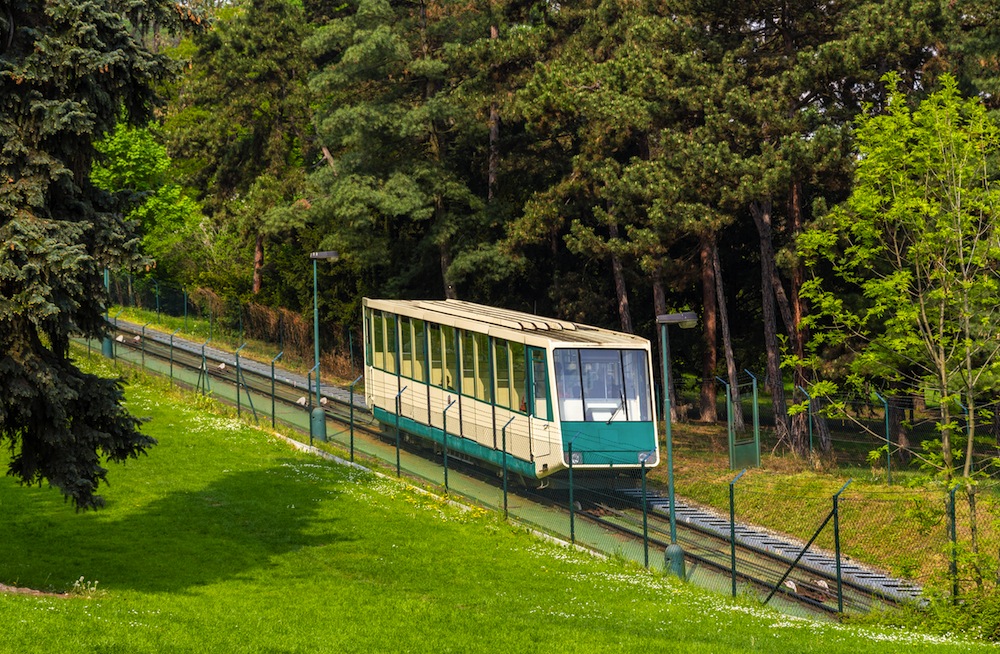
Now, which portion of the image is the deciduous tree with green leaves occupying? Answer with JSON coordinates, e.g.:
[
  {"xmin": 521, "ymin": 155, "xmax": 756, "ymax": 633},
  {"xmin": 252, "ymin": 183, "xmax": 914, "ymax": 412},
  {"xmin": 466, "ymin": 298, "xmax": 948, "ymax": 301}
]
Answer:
[
  {"xmin": 0, "ymin": 0, "xmax": 199, "ymax": 509},
  {"xmin": 800, "ymin": 73, "xmax": 1000, "ymax": 483}
]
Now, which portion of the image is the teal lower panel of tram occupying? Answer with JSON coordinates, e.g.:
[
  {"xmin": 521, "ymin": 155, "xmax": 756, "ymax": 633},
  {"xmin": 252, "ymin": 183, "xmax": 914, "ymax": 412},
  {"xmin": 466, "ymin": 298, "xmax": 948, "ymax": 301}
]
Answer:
[
  {"xmin": 559, "ymin": 421, "xmax": 657, "ymax": 466},
  {"xmin": 372, "ymin": 407, "xmax": 538, "ymax": 478}
]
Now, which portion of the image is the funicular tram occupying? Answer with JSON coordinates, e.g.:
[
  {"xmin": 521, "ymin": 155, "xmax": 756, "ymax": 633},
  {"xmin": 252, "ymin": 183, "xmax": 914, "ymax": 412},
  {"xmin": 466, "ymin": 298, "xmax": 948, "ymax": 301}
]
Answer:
[{"xmin": 362, "ymin": 298, "xmax": 660, "ymax": 484}]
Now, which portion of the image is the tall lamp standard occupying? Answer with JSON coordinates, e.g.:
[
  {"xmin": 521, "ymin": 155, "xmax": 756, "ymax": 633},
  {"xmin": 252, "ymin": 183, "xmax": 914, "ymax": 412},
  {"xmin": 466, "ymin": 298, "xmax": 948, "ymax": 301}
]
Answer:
[
  {"xmin": 657, "ymin": 310, "xmax": 698, "ymax": 578},
  {"xmin": 310, "ymin": 250, "xmax": 339, "ymax": 442}
]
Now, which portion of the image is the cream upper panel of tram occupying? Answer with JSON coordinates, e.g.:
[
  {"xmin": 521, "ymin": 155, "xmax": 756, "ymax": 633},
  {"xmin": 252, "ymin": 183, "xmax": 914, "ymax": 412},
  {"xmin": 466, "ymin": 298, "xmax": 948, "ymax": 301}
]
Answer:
[{"xmin": 363, "ymin": 298, "xmax": 648, "ymax": 348}]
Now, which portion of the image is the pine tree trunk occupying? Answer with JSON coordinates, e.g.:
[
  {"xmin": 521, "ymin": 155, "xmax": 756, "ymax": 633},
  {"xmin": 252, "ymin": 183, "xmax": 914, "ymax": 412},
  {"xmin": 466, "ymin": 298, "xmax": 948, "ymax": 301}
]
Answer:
[
  {"xmin": 699, "ymin": 235, "xmax": 718, "ymax": 422},
  {"xmin": 487, "ymin": 23, "xmax": 499, "ymax": 201},
  {"xmin": 712, "ymin": 244, "xmax": 744, "ymax": 432},
  {"xmin": 608, "ymin": 222, "xmax": 633, "ymax": 333},
  {"xmin": 750, "ymin": 199, "xmax": 792, "ymax": 448},
  {"xmin": 252, "ymin": 232, "xmax": 264, "ymax": 295},
  {"xmin": 787, "ymin": 180, "xmax": 809, "ymax": 456}
]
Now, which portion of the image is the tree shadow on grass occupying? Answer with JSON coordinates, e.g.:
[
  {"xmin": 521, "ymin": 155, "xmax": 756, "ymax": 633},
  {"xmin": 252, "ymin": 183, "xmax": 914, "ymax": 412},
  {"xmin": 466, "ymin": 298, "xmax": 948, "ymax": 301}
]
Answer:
[{"xmin": 0, "ymin": 458, "xmax": 358, "ymax": 594}]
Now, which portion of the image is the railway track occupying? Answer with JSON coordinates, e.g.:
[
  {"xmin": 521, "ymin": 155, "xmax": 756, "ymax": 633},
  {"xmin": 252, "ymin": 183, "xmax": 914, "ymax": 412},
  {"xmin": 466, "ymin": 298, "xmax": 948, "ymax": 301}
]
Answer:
[{"xmin": 98, "ymin": 318, "xmax": 924, "ymax": 617}]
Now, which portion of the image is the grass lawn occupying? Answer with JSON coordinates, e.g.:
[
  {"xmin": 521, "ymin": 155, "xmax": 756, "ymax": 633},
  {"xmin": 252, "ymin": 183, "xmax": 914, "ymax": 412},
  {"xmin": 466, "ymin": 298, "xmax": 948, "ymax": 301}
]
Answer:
[{"xmin": 0, "ymin": 354, "xmax": 990, "ymax": 653}]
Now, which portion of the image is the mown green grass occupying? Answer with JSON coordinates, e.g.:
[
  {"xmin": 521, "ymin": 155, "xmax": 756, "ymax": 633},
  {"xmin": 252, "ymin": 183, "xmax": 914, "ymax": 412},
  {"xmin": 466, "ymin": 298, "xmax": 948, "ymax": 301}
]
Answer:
[{"xmin": 0, "ymin": 355, "xmax": 989, "ymax": 653}]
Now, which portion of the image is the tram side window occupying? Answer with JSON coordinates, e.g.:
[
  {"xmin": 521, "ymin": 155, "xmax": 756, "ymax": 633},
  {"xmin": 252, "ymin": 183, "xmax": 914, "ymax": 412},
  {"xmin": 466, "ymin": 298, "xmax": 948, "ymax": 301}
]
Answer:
[
  {"xmin": 461, "ymin": 330, "xmax": 475, "ymax": 397},
  {"xmin": 530, "ymin": 348, "xmax": 551, "ymax": 420},
  {"xmin": 364, "ymin": 308, "xmax": 373, "ymax": 367},
  {"xmin": 474, "ymin": 332, "xmax": 492, "ymax": 402},
  {"xmin": 495, "ymin": 340, "xmax": 511, "ymax": 408},
  {"xmin": 412, "ymin": 319, "xmax": 426, "ymax": 382},
  {"xmin": 384, "ymin": 314, "xmax": 397, "ymax": 374},
  {"xmin": 510, "ymin": 342, "xmax": 527, "ymax": 413},
  {"xmin": 372, "ymin": 311, "xmax": 385, "ymax": 370},
  {"xmin": 442, "ymin": 325, "xmax": 457, "ymax": 390},
  {"xmin": 429, "ymin": 324, "xmax": 442, "ymax": 385},
  {"xmin": 400, "ymin": 317, "xmax": 412, "ymax": 378}
]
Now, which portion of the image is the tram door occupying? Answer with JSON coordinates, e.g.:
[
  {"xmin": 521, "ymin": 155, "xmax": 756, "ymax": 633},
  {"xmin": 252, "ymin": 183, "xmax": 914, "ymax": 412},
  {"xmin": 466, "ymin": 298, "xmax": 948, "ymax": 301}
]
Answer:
[{"xmin": 526, "ymin": 347, "xmax": 553, "ymax": 458}]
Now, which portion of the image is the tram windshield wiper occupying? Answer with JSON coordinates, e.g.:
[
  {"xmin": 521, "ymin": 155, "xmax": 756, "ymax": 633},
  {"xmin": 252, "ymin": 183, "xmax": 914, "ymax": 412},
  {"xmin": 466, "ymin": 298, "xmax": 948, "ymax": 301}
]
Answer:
[{"xmin": 606, "ymin": 391, "xmax": 626, "ymax": 424}]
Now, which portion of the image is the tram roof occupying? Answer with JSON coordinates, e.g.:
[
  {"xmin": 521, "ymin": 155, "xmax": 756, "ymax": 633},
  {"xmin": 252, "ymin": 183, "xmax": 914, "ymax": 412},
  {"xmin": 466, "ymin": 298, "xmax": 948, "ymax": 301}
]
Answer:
[{"xmin": 364, "ymin": 298, "xmax": 649, "ymax": 347}]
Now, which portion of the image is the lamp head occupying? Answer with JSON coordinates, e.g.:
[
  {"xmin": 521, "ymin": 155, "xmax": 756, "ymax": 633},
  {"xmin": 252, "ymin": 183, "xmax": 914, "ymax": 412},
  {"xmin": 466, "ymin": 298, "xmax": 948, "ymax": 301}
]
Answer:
[
  {"xmin": 310, "ymin": 250, "xmax": 339, "ymax": 261},
  {"xmin": 657, "ymin": 311, "xmax": 698, "ymax": 329}
]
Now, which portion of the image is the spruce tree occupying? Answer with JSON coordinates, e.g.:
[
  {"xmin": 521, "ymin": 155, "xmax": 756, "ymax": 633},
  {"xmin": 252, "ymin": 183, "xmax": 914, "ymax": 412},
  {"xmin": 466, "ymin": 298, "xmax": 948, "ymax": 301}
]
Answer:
[{"xmin": 0, "ymin": 0, "xmax": 199, "ymax": 509}]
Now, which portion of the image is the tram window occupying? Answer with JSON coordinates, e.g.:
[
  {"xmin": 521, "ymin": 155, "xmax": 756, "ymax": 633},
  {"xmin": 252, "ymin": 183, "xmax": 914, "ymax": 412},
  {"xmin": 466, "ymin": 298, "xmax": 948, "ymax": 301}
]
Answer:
[
  {"xmin": 475, "ymin": 332, "xmax": 492, "ymax": 402},
  {"xmin": 412, "ymin": 319, "xmax": 426, "ymax": 382},
  {"xmin": 372, "ymin": 311, "xmax": 385, "ymax": 370},
  {"xmin": 442, "ymin": 325, "xmax": 457, "ymax": 390},
  {"xmin": 461, "ymin": 330, "xmax": 475, "ymax": 397},
  {"xmin": 530, "ymin": 348, "xmax": 551, "ymax": 420},
  {"xmin": 495, "ymin": 340, "xmax": 511, "ymax": 408},
  {"xmin": 510, "ymin": 342, "xmax": 526, "ymax": 413},
  {"xmin": 385, "ymin": 314, "xmax": 397, "ymax": 374},
  {"xmin": 554, "ymin": 349, "xmax": 584, "ymax": 421},
  {"xmin": 429, "ymin": 324, "xmax": 442, "ymax": 385},
  {"xmin": 364, "ymin": 308, "xmax": 373, "ymax": 367},
  {"xmin": 400, "ymin": 317, "xmax": 412, "ymax": 378},
  {"xmin": 621, "ymin": 350, "xmax": 651, "ymax": 421}
]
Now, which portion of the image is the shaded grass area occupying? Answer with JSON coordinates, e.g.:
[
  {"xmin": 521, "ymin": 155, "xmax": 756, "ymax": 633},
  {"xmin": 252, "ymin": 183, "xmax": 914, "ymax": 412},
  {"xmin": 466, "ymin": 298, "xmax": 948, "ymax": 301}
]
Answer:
[{"xmin": 0, "ymin": 356, "xmax": 989, "ymax": 652}]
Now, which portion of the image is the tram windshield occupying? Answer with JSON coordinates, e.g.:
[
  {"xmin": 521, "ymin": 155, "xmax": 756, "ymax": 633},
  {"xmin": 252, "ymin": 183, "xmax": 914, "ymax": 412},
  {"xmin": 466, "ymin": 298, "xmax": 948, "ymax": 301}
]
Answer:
[{"xmin": 553, "ymin": 349, "xmax": 651, "ymax": 423}]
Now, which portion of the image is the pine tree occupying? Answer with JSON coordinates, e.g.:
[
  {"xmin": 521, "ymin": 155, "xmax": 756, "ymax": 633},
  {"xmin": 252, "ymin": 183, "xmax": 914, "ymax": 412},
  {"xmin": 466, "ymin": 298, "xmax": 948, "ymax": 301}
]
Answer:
[{"xmin": 0, "ymin": 0, "xmax": 200, "ymax": 509}]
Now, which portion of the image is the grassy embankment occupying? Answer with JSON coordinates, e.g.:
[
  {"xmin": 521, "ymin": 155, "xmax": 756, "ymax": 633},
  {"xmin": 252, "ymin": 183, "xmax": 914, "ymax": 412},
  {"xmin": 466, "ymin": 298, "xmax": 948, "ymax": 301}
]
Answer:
[
  {"xmin": 107, "ymin": 306, "xmax": 991, "ymax": 592},
  {"xmin": 0, "ymin": 352, "xmax": 989, "ymax": 653}
]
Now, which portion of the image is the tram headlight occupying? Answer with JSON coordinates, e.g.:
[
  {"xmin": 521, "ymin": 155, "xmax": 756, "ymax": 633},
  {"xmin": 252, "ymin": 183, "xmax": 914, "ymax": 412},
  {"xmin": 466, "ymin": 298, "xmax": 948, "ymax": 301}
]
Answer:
[{"xmin": 570, "ymin": 452, "xmax": 583, "ymax": 465}]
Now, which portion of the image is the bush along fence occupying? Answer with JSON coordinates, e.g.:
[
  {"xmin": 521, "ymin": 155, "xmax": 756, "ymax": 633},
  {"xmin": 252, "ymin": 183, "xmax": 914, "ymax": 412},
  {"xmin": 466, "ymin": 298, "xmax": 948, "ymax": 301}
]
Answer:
[
  {"xmin": 712, "ymin": 373, "xmax": 1000, "ymax": 484},
  {"xmin": 104, "ymin": 272, "xmax": 360, "ymax": 381}
]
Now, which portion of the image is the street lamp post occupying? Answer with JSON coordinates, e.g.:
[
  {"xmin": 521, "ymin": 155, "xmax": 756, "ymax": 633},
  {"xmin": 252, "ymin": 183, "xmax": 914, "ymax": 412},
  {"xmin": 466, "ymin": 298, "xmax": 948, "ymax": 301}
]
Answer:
[
  {"xmin": 310, "ymin": 250, "xmax": 339, "ymax": 442},
  {"xmin": 657, "ymin": 310, "xmax": 697, "ymax": 579}
]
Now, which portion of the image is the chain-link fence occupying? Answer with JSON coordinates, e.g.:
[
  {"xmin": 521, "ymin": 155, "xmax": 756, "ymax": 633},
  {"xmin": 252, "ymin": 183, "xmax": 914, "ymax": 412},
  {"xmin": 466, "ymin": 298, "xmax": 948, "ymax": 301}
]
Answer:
[{"xmin": 105, "ymin": 272, "xmax": 360, "ymax": 381}]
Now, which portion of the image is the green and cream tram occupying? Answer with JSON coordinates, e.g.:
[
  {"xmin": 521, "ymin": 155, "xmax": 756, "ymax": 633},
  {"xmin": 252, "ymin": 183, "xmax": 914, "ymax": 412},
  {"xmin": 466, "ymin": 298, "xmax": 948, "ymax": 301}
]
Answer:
[{"xmin": 363, "ymin": 298, "xmax": 660, "ymax": 481}]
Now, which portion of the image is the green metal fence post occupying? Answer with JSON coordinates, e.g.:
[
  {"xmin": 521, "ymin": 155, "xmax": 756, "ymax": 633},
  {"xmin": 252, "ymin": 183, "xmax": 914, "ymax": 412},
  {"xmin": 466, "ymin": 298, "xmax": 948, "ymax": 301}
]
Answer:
[
  {"xmin": 395, "ymin": 386, "xmax": 407, "ymax": 477},
  {"xmin": 833, "ymin": 478, "xmax": 853, "ymax": 613},
  {"xmin": 236, "ymin": 343, "xmax": 246, "ymax": 419},
  {"xmin": 568, "ymin": 440, "xmax": 575, "ymax": 544},
  {"xmin": 443, "ymin": 398, "xmax": 456, "ymax": 491},
  {"xmin": 874, "ymin": 391, "xmax": 891, "ymax": 484},
  {"xmin": 949, "ymin": 485, "xmax": 958, "ymax": 604},
  {"xmin": 349, "ymin": 374, "xmax": 363, "ymax": 462},
  {"xmin": 198, "ymin": 337, "xmax": 212, "ymax": 396},
  {"xmin": 140, "ymin": 322, "xmax": 150, "ymax": 369},
  {"xmin": 730, "ymin": 468, "xmax": 747, "ymax": 598},
  {"xmin": 170, "ymin": 328, "xmax": 181, "ymax": 385},
  {"xmin": 501, "ymin": 415, "xmax": 515, "ymax": 520},
  {"xmin": 641, "ymin": 454, "xmax": 651, "ymax": 568},
  {"xmin": 745, "ymin": 370, "xmax": 761, "ymax": 467},
  {"xmin": 271, "ymin": 352, "xmax": 283, "ymax": 429}
]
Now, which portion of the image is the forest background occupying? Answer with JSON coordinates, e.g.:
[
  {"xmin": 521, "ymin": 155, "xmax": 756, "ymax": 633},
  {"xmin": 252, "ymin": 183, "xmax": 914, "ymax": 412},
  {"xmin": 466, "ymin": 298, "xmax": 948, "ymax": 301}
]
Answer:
[{"xmin": 105, "ymin": 0, "xmax": 1000, "ymax": 470}]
